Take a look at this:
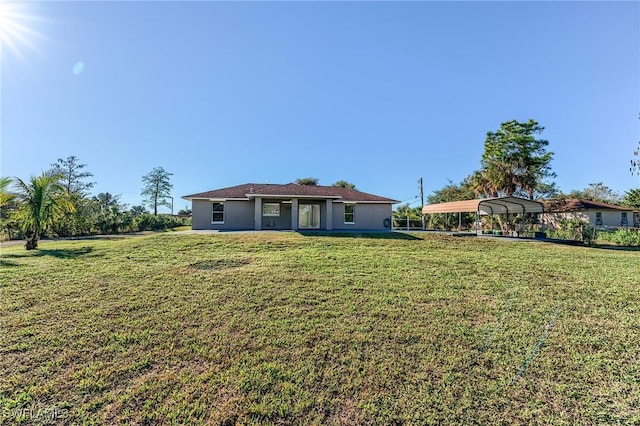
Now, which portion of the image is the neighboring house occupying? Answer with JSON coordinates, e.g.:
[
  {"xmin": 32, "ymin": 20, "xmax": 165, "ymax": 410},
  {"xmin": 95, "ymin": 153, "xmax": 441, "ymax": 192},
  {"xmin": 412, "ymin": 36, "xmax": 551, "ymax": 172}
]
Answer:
[
  {"xmin": 183, "ymin": 183, "xmax": 399, "ymax": 231},
  {"xmin": 541, "ymin": 198, "xmax": 637, "ymax": 229}
]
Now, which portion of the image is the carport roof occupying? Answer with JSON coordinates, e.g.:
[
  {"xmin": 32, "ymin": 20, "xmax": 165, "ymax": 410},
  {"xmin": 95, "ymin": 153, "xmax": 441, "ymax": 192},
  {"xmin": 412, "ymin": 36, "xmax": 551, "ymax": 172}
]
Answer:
[{"xmin": 421, "ymin": 196, "xmax": 544, "ymax": 215}]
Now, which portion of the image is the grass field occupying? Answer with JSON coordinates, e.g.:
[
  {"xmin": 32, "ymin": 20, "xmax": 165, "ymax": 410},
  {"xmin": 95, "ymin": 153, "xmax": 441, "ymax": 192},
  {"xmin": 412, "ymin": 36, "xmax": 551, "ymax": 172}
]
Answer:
[{"xmin": 1, "ymin": 232, "xmax": 638, "ymax": 424}]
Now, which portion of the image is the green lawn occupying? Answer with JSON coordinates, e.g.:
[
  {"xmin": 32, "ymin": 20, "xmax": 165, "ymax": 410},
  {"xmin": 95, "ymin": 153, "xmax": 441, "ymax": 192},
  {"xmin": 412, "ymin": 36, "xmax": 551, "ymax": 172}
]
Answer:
[{"xmin": 1, "ymin": 232, "xmax": 638, "ymax": 424}]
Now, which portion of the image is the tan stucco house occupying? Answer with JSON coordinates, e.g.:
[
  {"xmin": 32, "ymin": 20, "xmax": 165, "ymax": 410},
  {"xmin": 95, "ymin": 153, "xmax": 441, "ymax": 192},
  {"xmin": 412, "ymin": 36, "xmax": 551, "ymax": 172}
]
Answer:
[
  {"xmin": 183, "ymin": 183, "xmax": 398, "ymax": 231},
  {"xmin": 541, "ymin": 198, "xmax": 637, "ymax": 230}
]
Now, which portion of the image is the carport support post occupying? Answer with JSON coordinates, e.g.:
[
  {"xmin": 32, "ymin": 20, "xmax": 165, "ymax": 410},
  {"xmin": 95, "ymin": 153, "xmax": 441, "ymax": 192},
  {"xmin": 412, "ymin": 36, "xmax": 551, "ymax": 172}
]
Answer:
[{"xmin": 458, "ymin": 212, "xmax": 462, "ymax": 231}]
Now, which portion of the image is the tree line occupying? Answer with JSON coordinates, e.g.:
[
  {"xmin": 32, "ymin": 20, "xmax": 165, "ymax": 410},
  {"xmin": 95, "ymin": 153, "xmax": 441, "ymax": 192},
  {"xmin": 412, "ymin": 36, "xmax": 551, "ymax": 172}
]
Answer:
[
  {"xmin": 0, "ymin": 157, "xmax": 189, "ymax": 249},
  {"xmin": 294, "ymin": 177, "xmax": 356, "ymax": 189},
  {"xmin": 394, "ymin": 119, "xmax": 640, "ymax": 229}
]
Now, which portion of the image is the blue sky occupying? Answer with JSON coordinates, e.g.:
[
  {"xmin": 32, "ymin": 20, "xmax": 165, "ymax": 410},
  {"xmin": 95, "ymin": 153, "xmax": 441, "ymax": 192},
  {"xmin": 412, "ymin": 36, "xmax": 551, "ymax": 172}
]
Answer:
[{"xmin": 2, "ymin": 1, "xmax": 638, "ymax": 212}]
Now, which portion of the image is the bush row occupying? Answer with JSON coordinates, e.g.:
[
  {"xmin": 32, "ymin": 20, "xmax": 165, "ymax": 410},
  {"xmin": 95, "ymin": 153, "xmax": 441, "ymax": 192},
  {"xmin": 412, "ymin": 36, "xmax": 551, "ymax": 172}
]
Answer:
[{"xmin": 597, "ymin": 228, "xmax": 640, "ymax": 246}]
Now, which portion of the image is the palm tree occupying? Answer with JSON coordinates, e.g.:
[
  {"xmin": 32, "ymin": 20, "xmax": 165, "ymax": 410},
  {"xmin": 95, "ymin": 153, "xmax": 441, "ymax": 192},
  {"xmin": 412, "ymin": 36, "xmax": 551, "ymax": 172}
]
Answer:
[
  {"xmin": 0, "ymin": 177, "xmax": 15, "ymax": 207},
  {"xmin": 332, "ymin": 180, "xmax": 356, "ymax": 189},
  {"xmin": 0, "ymin": 177, "xmax": 17, "ymax": 240},
  {"xmin": 295, "ymin": 177, "xmax": 319, "ymax": 186},
  {"xmin": 470, "ymin": 170, "xmax": 499, "ymax": 198},
  {"xmin": 14, "ymin": 172, "xmax": 73, "ymax": 250},
  {"xmin": 0, "ymin": 177, "xmax": 16, "ymax": 212}
]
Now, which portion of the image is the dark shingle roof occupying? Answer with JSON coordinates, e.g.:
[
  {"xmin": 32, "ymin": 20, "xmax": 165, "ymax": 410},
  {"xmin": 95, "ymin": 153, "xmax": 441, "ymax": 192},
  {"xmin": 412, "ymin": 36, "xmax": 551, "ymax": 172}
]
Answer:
[
  {"xmin": 183, "ymin": 183, "xmax": 398, "ymax": 203},
  {"xmin": 183, "ymin": 183, "xmax": 278, "ymax": 199},
  {"xmin": 543, "ymin": 198, "xmax": 632, "ymax": 212}
]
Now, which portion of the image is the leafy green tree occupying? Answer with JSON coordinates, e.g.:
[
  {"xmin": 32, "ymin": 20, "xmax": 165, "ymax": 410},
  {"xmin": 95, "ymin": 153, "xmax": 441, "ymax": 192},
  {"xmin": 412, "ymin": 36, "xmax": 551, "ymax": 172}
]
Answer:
[
  {"xmin": 130, "ymin": 205, "xmax": 147, "ymax": 216},
  {"xmin": 532, "ymin": 181, "xmax": 560, "ymax": 200},
  {"xmin": 393, "ymin": 203, "xmax": 422, "ymax": 220},
  {"xmin": 621, "ymin": 188, "xmax": 640, "ymax": 209},
  {"xmin": 295, "ymin": 177, "xmax": 319, "ymax": 186},
  {"xmin": 49, "ymin": 156, "xmax": 95, "ymax": 237},
  {"xmin": 479, "ymin": 119, "xmax": 555, "ymax": 199},
  {"xmin": 392, "ymin": 203, "xmax": 422, "ymax": 229},
  {"xmin": 427, "ymin": 179, "xmax": 475, "ymax": 204},
  {"xmin": 14, "ymin": 172, "xmax": 73, "ymax": 250},
  {"xmin": 332, "ymin": 180, "xmax": 356, "ymax": 189},
  {"xmin": 94, "ymin": 192, "xmax": 121, "ymax": 210},
  {"xmin": 95, "ymin": 205, "xmax": 132, "ymax": 234},
  {"xmin": 567, "ymin": 182, "xmax": 621, "ymax": 204},
  {"xmin": 91, "ymin": 193, "xmax": 132, "ymax": 234},
  {"xmin": 177, "ymin": 208, "xmax": 192, "ymax": 215},
  {"xmin": 141, "ymin": 167, "xmax": 173, "ymax": 216},
  {"xmin": 50, "ymin": 155, "xmax": 95, "ymax": 195}
]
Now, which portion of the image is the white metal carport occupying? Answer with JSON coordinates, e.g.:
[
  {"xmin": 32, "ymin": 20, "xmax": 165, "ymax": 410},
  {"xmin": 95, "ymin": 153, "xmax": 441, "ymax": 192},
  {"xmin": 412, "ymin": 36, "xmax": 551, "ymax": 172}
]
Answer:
[{"xmin": 421, "ymin": 196, "xmax": 544, "ymax": 234}]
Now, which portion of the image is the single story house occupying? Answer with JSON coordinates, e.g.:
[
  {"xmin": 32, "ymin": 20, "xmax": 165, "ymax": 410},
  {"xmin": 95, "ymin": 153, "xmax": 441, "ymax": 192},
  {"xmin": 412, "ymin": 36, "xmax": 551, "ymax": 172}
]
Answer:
[
  {"xmin": 183, "ymin": 183, "xmax": 399, "ymax": 231},
  {"xmin": 541, "ymin": 198, "xmax": 637, "ymax": 229}
]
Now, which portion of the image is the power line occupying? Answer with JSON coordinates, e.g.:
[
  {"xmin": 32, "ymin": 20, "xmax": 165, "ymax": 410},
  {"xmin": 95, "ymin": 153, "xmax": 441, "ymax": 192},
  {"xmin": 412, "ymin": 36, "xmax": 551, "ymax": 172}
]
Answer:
[{"xmin": 397, "ymin": 196, "xmax": 420, "ymax": 205}]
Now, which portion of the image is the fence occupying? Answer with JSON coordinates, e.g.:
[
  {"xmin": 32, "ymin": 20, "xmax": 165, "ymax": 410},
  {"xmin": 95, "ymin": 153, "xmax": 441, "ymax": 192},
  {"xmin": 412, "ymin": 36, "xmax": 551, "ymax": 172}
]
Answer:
[{"xmin": 392, "ymin": 218, "xmax": 424, "ymax": 231}]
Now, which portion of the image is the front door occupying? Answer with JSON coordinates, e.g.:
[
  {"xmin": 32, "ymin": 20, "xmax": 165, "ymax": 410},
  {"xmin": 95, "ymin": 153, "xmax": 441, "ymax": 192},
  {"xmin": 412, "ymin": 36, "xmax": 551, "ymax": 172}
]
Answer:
[{"xmin": 299, "ymin": 204, "xmax": 320, "ymax": 229}]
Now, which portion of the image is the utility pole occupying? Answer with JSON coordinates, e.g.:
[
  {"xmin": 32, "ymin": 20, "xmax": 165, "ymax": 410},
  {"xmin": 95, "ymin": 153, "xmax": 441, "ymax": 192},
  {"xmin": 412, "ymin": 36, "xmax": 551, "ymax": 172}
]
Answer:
[{"xmin": 419, "ymin": 177, "xmax": 425, "ymax": 231}]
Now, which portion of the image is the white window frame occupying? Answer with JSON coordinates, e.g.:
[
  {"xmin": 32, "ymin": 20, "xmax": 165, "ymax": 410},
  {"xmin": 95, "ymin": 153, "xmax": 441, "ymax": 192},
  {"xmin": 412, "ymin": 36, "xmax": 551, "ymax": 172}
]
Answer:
[
  {"xmin": 263, "ymin": 203, "xmax": 280, "ymax": 217},
  {"xmin": 595, "ymin": 211, "xmax": 602, "ymax": 226},
  {"xmin": 344, "ymin": 203, "xmax": 355, "ymax": 224},
  {"xmin": 212, "ymin": 202, "xmax": 225, "ymax": 224}
]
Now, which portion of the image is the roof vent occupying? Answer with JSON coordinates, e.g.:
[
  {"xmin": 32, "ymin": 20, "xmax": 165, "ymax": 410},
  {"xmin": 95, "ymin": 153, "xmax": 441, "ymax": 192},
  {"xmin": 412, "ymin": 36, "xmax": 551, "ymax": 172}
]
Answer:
[{"xmin": 249, "ymin": 187, "xmax": 254, "ymax": 193}]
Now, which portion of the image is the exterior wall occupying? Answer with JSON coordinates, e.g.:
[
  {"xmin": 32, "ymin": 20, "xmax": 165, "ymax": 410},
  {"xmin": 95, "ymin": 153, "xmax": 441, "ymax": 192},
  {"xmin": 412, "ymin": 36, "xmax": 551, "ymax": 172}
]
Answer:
[
  {"xmin": 191, "ymin": 199, "xmax": 255, "ymax": 230},
  {"xmin": 331, "ymin": 203, "xmax": 392, "ymax": 230},
  {"xmin": 541, "ymin": 210, "xmax": 632, "ymax": 230},
  {"xmin": 192, "ymin": 199, "xmax": 394, "ymax": 231},
  {"xmin": 261, "ymin": 200, "xmax": 292, "ymax": 230},
  {"xmin": 585, "ymin": 210, "xmax": 631, "ymax": 228}
]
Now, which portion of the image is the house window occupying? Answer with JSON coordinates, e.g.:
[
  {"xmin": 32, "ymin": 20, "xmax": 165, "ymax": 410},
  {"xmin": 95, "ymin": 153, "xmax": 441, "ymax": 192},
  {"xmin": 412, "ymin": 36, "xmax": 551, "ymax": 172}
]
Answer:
[
  {"xmin": 621, "ymin": 212, "xmax": 628, "ymax": 227},
  {"xmin": 263, "ymin": 203, "xmax": 280, "ymax": 217},
  {"xmin": 212, "ymin": 202, "xmax": 224, "ymax": 223},
  {"xmin": 344, "ymin": 204, "xmax": 355, "ymax": 224},
  {"xmin": 595, "ymin": 212, "xmax": 602, "ymax": 226}
]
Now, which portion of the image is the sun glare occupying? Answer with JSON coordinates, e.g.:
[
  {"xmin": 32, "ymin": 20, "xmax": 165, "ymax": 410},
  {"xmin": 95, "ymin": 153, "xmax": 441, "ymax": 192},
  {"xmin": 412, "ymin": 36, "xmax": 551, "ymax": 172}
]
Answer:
[{"xmin": 0, "ymin": 1, "xmax": 44, "ymax": 61}]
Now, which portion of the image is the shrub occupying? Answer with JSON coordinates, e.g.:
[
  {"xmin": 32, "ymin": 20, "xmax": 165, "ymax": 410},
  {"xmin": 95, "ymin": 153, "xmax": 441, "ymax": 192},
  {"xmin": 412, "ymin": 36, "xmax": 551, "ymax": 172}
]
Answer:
[
  {"xmin": 546, "ymin": 218, "xmax": 596, "ymax": 245},
  {"xmin": 133, "ymin": 214, "xmax": 190, "ymax": 232},
  {"xmin": 610, "ymin": 228, "xmax": 640, "ymax": 246}
]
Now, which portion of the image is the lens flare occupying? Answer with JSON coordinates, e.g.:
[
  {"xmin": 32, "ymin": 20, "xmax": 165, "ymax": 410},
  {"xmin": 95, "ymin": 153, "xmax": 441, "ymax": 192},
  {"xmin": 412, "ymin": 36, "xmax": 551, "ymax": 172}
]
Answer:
[
  {"xmin": 0, "ymin": 2, "xmax": 45, "ymax": 62},
  {"xmin": 73, "ymin": 61, "xmax": 84, "ymax": 75}
]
